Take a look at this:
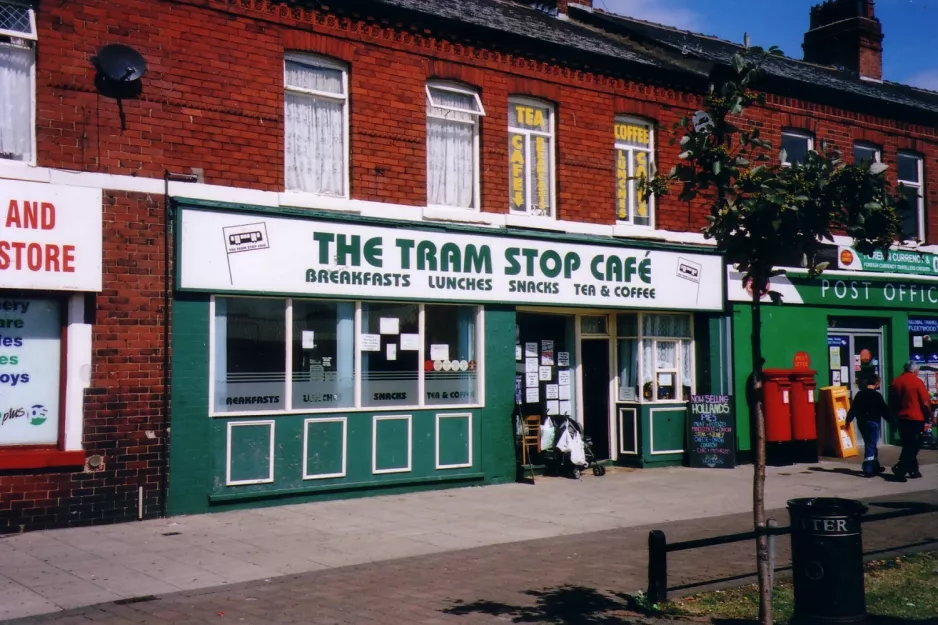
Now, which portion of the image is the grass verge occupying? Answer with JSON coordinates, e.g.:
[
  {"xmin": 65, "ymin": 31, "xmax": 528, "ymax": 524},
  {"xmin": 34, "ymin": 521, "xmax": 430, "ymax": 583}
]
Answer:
[{"xmin": 664, "ymin": 551, "xmax": 938, "ymax": 623}]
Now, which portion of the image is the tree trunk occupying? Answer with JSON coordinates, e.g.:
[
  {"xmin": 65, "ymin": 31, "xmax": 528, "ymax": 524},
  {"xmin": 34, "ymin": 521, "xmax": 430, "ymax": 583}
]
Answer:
[{"xmin": 750, "ymin": 277, "xmax": 772, "ymax": 625}]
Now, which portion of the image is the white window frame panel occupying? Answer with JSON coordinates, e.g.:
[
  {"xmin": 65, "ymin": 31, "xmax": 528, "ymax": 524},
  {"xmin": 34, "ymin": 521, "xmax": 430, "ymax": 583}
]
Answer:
[
  {"xmin": 225, "ymin": 420, "xmax": 276, "ymax": 486},
  {"xmin": 615, "ymin": 312, "xmax": 694, "ymax": 406},
  {"xmin": 0, "ymin": 2, "xmax": 37, "ymax": 166},
  {"xmin": 852, "ymin": 142, "xmax": 881, "ymax": 165},
  {"xmin": 283, "ymin": 52, "xmax": 350, "ymax": 199},
  {"xmin": 898, "ymin": 151, "xmax": 925, "ymax": 242},
  {"xmin": 302, "ymin": 416, "xmax": 347, "ymax": 480},
  {"xmin": 208, "ymin": 296, "xmax": 484, "ymax": 417},
  {"xmin": 426, "ymin": 82, "xmax": 484, "ymax": 212},
  {"xmin": 780, "ymin": 130, "xmax": 813, "ymax": 167},
  {"xmin": 614, "ymin": 116, "xmax": 655, "ymax": 228},
  {"xmin": 508, "ymin": 96, "xmax": 556, "ymax": 218}
]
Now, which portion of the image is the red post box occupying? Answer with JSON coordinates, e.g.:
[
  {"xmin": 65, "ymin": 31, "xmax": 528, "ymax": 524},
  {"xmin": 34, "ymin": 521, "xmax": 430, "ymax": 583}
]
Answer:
[
  {"xmin": 762, "ymin": 368, "xmax": 793, "ymax": 443},
  {"xmin": 789, "ymin": 369, "xmax": 818, "ymax": 441}
]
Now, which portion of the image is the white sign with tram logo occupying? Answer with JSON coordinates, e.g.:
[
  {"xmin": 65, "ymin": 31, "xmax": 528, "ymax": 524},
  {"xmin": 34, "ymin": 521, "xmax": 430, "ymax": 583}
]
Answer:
[{"xmin": 222, "ymin": 222, "xmax": 269, "ymax": 284}]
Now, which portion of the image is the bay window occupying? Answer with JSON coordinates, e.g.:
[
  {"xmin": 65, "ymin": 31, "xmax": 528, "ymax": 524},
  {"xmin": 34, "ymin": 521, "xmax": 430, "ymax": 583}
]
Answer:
[
  {"xmin": 426, "ymin": 82, "xmax": 484, "ymax": 209},
  {"xmin": 284, "ymin": 53, "xmax": 348, "ymax": 196},
  {"xmin": 614, "ymin": 117, "xmax": 654, "ymax": 226},
  {"xmin": 616, "ymin": 313, "xmax": 694, "ymax": 403},
  {"xmin": 0, "ymin": 1, "xmax": 36, "ymax": 163},
  {"xmin": 212, "ymin": 297, "xmax": 482, "ymax": 414},
  {"xmin": 508, "ymin": 97, "xmax": 554, "ymax": 217}
]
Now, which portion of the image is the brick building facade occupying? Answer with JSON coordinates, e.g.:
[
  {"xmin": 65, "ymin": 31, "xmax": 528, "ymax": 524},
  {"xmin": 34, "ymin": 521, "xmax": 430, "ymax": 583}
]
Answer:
[{"xmin": 1, "ymin": 0, "xmax": 936, "ymax": 531}]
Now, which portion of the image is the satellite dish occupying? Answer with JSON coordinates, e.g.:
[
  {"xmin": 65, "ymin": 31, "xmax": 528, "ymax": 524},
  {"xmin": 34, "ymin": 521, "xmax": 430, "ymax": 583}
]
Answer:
[
  {"xmin": 92, "ymin": 44, "xmax": 147, "ymax": 82},
  {"xmin": 91, "ymin": 44, "xmax": 147, "ymax": 131}
]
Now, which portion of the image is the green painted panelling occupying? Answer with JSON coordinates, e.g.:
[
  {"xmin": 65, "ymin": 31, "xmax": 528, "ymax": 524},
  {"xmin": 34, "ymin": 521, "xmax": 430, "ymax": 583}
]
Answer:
[
  {"xmin": 167, "ymin": 294, "xmax": 212, "ymax": 516},
  {"xmin": 732, "ymin": 303, "xmax": 910, "ymax": 452},
  {"xmin": 374, "ymin": 417, "xmax": 411, "ymax": 472},
  {"xmin": 305, "ymin": 419, "xmax": 345, "ymax": 477},
  {"xmin": 438, "ymin": 415, "xmax": 470, "ymax": 467},
  {"xmin": 480, "ymin": 306, "xmax": 519, "ymax": 484},
  {"xmin": 648, "ymin": 407, "xmax": 686, "ymax": 457},
  {"xmin": 228, "ymin": 423, "xmax": 273, "ymax": 483}
]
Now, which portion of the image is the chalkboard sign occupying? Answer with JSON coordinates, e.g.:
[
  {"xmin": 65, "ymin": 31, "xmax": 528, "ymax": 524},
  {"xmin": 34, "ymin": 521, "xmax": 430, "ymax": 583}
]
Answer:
[{"xmin": 688, "ymin": 394, "xmax": 736, "ymax": 469}]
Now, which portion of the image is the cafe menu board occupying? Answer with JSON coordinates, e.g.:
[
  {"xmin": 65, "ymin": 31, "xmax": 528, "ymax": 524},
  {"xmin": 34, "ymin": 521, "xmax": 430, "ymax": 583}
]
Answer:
[
  {"xmin": 0, "ymin": 298, "xmax": 61, "ymax": 446},
  {"xmin": 687, "ymin": 394, "xmax": 736, "ymax": 469}
]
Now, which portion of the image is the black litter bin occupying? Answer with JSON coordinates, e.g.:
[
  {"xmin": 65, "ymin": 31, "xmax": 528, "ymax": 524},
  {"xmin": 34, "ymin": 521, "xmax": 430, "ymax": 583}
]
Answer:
[{"xmin": 787, "ymin": 497, "xmax": 868, "ymax": 625}]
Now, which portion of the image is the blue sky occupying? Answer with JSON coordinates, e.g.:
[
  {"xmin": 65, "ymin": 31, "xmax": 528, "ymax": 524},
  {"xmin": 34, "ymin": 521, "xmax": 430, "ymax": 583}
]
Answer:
[{"xmin": 597, "ymin": 0, "xmax": 938, "ymax": 91}]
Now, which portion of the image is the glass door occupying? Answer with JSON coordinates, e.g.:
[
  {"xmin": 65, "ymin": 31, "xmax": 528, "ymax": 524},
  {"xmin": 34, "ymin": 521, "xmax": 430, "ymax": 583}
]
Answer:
[{"xmin": 827, "ymin": 331, "xmax": 885, "ymax": 396}]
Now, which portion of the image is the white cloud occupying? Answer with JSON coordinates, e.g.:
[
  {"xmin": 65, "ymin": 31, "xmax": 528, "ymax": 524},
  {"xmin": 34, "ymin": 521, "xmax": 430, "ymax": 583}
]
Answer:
[
  {"xmin": 595, "ymin": 0, "xmax": 704, "ymax": 31},
  {"xmin": 904, "ymin": 69, "xmax": 938, "ymax": 92}
]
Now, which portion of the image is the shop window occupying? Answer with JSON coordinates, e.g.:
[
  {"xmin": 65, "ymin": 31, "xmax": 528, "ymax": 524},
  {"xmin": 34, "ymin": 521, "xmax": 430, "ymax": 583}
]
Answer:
[
  {"xmin": 212, "ymin": 298, "xmax": 481, "ymax": 414},
  {"xmin": 284, "ymin": 53, "xmax": 348, "ymax": 197},
  {"xmin": 361, "ymin": 302, "xmax": 419, "ymax": 408},
  {"xmin": 291, "ymin": 300, "xmax": 354, "ymax": 410},
  {"xmin": 580, "ymin": 315, "xmax": 608, "ymax": 335},
  {"xmin": 0, "ymin": 297, "xmax": 61, "ymax": 446},
  {"xmin": 780, "ymin": 130, "xmax": 812, "ymax": 166},
  {"xmin": 213, "ymin": 298, "xmax": 287, "ymax": 413},
  {"xmin": 424, "ymin": 305, "xmax": 478, "ymax": 405},
  {"xmin": 614, "ymin": 117, "xmax": 654, "ymax": 226},
  {"xmin": 508, "ymin": 97, "xmax": 554, "ymax": 217},
  {"xmin": 426, "ymin": 82, "xmax": 484, "ymax": 209},
  {"xmin": 616, "ymin": 313, "xmax": 693, "ymax": 403},
  {"xmin": 897, "ymin": 152, "xmax": 924, "ymax": 241},
  {"xmin": 853, "ymin": 142, "xmax": 880, "ymax": 166},
  {"xmin": 0, "ymin": 1, "xmax": 36, "ymax": 163}
]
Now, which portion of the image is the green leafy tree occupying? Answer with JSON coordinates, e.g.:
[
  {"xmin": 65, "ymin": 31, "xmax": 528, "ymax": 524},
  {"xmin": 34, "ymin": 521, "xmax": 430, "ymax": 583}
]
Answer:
[{"xmin": 644, "ymin": 48, "xmax": 902, "ymax": 625}]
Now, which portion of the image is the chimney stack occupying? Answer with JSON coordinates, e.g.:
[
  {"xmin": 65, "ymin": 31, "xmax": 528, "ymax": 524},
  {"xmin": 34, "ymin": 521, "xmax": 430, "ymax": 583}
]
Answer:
[
  {"xmin": 556, "ymin": 0, "xmax": 592, "ymax": 16},
  {"xmin": 802, "ymin": 0, "xmax": 883, "ymax": 80}
]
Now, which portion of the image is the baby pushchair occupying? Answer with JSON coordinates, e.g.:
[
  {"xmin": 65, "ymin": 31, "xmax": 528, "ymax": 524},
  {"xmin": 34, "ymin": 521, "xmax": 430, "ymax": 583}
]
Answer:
[{"xmin": 541, "ymin": 416, "xmax": 606, "ymax": 479}]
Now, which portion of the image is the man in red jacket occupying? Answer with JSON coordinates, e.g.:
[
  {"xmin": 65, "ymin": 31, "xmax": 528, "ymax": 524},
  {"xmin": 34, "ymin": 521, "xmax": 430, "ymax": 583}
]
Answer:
[{"xmin": 888, "ymin": 362, "xmax": 934, "ymax": 479}]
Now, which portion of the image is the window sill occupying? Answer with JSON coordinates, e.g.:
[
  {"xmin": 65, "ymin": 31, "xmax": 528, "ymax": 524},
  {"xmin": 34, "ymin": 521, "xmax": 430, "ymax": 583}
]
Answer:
[
  {"xmin": 423, "ymin": 206, "xmax": 505, "ymax": 227},
  {"xmin": 0, "ymin": 448, "xmax": 85, "ymax": 470}
]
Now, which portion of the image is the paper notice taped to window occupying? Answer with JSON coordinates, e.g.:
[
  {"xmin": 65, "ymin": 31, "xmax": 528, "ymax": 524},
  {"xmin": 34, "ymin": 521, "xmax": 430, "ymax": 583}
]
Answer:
[
  {"xmin": 379, "ymin": 317, "xmax": 400, "ymax": 335},
  {"xmin": 361, "ymin": 334, "xmax": 381, "ymax": 351}
]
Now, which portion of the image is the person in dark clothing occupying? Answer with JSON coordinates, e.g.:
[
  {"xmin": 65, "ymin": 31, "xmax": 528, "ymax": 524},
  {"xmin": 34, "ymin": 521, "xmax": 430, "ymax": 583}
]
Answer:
[
  {"xmin": 846, "ymin": 374, "xmax": 891, "ymax": 477},
  {"xmin": 888, "ymin": 361, "xmax": 934, "ymax": 480}
]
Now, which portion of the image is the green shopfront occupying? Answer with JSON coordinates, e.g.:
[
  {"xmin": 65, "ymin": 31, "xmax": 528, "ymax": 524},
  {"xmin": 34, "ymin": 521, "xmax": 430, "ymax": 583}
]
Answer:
[
  {"xmin": 166, "ymin": 200, "xmax": 728, "ymax": 515},
  {"xmin": 729, "ymin": 248, "xmax": 938, "ymax": 453}
]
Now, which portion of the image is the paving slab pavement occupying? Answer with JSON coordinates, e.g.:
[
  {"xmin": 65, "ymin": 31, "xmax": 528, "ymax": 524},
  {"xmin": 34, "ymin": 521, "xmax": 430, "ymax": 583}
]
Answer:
[{"xmin": 0, "ymin": 454, "xmax": 936, "ymax": 622}]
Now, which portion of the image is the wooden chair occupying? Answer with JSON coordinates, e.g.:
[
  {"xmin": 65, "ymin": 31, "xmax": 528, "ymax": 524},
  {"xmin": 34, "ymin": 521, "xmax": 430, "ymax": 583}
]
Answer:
[{"xmin": 520, "ymin": 415, "xmax": 541, "ymax": 482}]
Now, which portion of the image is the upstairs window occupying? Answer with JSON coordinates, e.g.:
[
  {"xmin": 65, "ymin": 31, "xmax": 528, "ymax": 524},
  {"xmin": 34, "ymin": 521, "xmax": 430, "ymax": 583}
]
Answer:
[
  {"xmin": 284, "ymin": 54, "xmax": 348, "ymax": 197},
  {"xmin": 0, "ymin": 1, "xmax": 36, "ymax": 163},
  {"xmin": 780, "ymin": 130, "xmax": 812, "ymax": 166},
  {"xmin": 508, "ymin": 98, "xmax": 554, "ymax": 217},
  {"xmin": 853, "ymin": 142, "xmax": 880, "ymax": 166},
  {"xmin": 426, "ymin": 83, "xmax": 484, "ymax": 209},
  {"xmin": 897, "ymin": 152, "xmax": 924, "ymax": 241},
  {"xmin": 614, "ymin": 117, "xmax": 654, "ymax": 226}
]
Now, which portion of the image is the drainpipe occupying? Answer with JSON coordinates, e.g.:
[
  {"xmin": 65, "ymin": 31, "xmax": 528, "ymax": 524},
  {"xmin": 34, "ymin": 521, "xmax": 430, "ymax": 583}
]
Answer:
[{"xmin": 160, "ymin": 171, "xmax": 199, "ymax": 518}]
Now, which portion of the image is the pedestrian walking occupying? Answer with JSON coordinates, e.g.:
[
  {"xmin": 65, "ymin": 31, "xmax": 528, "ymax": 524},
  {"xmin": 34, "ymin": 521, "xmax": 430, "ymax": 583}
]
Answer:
[
  {"xmin": 846, "ymin": 374, "xmax": 891, "ymax": 477},
  {"xmin": 888, "ymin": 362, "xmax": 933, "ymax": 480}
]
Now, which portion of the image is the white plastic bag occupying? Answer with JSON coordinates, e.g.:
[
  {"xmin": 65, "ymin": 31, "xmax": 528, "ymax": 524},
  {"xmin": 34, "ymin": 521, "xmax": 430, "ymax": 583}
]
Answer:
[
  {"xmin": 540, "ymin": 417, "xmax": 556, "ymax": 451},
  {"xmin": 569, "ymin": 430, "xmax": 587, "ymax": 467},
  {"xmin": 556, "ymin": 427, "xmax": 572, "ymax": 453}
]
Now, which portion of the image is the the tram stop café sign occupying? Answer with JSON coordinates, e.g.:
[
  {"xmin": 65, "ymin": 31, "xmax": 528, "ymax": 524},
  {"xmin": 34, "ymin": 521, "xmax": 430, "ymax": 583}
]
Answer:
[
  {"xmin": 0, "ymin": 180, "xmax": 102, "ymax": 292},
  {"xmin": 179, "ymin": 208, "xmax": 724, "ymax": 311}
]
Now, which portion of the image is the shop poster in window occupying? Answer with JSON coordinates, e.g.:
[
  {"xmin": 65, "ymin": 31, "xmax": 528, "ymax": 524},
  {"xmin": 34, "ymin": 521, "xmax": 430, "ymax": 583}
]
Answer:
[
  {"xmin": 558, "ymin": 370, "xmax": 571, "ymax": 386},
  {"xmin": 0, "ymin": 299, "xmax": 61, "ymax": 447},
  {"xmin": 539, "ymin": 366, "xmax": 552, "ymax": 381},
  {"xmin": 558, "ymin": 352, "xmax": 570, "ymax": 367},
  {"xmin": 525, "ymin": 358, "xmax": 538, "ymax": 373},
  {"xmin": 379, "ymin": 317, "xmax": 399, "ymax": 335},
  {"xmin": 559, "ymin": 400, "xmax": 572, "ymax": 416},
  {"xmin": 361, "ymin": 334, "xmax": 381, "ymax": 351},
  {"xmin": 400, "ymin": 334, "xmax": 420, "ymax": 351},
  {"xmin": 386, "ymin": 344, "xmax": 397, "ymax": 361},
  {"xmin": 525, "ymin": 342, "xmax": 538, "ymax": 358},
  {"xmin": 430, "ymin": 344, "xmax": 450, "ymax": 361},
  {"xmin": 546, "ymin": 400, "xmax": 559, "ymax": 415},
  {"xmin": 525, "ymin": 387, "xmax": 539, "ymax": 403},
  {"xmin": 545, "ymin": 384, "xmax": 559, "ymax": 399},
  {"xmin": 525, "ymin": 372, "xmax": 538, "ymax": 388},
  {"xmin": 541, "ymin": 340, "xmax": 554, "ymax": 366},
  {"xmin": 301, "ymin": 330, "xmax": 316, "ymax": 349},
  {"xmin": 559, "ymin": 385, "xmax": 571, "ymax": 400}
]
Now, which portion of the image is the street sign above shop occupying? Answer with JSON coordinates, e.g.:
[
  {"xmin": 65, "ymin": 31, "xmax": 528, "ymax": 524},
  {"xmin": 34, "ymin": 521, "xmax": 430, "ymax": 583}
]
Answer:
[
  {"xmin": 835, "ymin": 245, "xmax": 938, "ymax": 277},
  {"xmin": 0, "ymin": 180, "xmax": 102, "ymax": 292},
  {"xmin": 178, "ymin": 207, "xmax": 725, "ymax": 311}
]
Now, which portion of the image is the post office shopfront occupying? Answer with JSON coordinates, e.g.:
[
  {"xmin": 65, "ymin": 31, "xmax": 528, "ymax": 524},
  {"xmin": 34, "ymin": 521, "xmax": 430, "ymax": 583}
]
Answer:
[
  {"xmin": 728, "ymin": 250, "xmax": 938, "ymax": 451},
  {"xmin": 167, "ymin": 200, "xmax": 727, "ymax": 514}
]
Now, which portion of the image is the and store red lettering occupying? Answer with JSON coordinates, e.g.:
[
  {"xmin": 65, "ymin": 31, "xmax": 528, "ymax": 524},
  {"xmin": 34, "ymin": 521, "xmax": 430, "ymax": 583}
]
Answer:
[
  {"xmin": 5, "ymin": 200, "xmax": 56, "ymax": 230},
  {"xmin": 0, "ymin": 242, "xmax": 75, "ymax": 272}
]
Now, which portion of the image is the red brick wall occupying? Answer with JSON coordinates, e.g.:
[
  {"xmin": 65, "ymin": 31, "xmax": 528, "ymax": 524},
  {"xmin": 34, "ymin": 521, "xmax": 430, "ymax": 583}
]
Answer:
[{"xmin": 0, "ymin": 191, "xmax": 166, "ymax": 533}]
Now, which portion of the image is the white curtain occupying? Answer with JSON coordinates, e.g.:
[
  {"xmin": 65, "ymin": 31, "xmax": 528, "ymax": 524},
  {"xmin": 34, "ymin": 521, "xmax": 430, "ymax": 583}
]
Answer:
[
  {"xmin": 643, "ymin": 314, "xmax": 691, "ymax": 338},
  {"xmin": 426, "ymin": 89, "xmax": 476, "ymax": 208},
  {"xmin": 681, "ymin": 339, "xmax": 694, "ymax": 399},
  {"xmin": 285, "ymin": 62, "xmax": 345, "ymax": 195},
  {"xmin": 427, "ymin": 117, "xmax": 473, "ymax": 207},
  {"xmin": 0, "ymin": 44, "xmax": 33, "ymax": 162}
]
